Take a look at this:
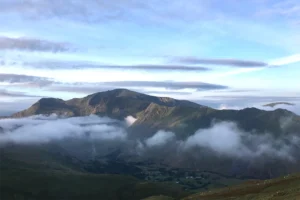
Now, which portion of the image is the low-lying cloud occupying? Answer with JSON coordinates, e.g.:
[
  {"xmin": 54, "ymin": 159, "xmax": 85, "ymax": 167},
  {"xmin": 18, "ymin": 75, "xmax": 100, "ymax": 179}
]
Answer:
[
  {"xmin": 0, "ymin": 115, "xmax": 127, "ymax": 144},
  {"xmin": 145, "ymin": 130, "xmax": 175, "ymax": 147},
  {"xmin": 125, "ymin": 115, "xmax": 137, "ymax": 126},
  {"xmin": 0, "ymin": 115, "xmax": 299, "ymax": 162},
  {"xmin": 181, "ymin": 122, "xmax": 298, "ymax": 160}
]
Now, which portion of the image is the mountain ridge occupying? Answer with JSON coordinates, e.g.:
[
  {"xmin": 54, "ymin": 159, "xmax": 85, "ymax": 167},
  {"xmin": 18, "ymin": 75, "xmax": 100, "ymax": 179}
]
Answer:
[
  {"xmin": 12, "ymin": 89, "xmax": 203, "ymax": 118},
  {"xmin": 11, "ymin": 89, "xmax": 300, "ymax": 137}
]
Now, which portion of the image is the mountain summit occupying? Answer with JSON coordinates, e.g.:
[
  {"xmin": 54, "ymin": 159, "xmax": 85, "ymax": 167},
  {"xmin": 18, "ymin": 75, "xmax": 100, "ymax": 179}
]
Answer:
[{"xmin": 12, "ymin": 89, "xmax": 202, "ymax": 118}]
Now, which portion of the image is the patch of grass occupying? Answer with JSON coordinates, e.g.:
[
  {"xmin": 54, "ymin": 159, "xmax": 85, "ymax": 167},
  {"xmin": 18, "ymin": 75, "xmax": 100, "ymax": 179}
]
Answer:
[
  {"xmin": 182, "ymin": 174, "xmax": 300, "ymax": 200},
  {"xmin": 142, "ymin": 195, "xmax": 174, "ymax": 200}
]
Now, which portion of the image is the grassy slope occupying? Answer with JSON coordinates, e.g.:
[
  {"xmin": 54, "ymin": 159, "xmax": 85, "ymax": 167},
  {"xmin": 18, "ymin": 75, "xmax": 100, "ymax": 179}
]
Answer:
[
  {"xmin": 182, "ymin": 174, "xmax": 300, "ymax": 200},
  {"xmin": 143, "ymin": 196, "xmax": 174, "ymax": 200},
  {"xmin": 0, "ymin": 169, "xmax": 188, "ymax": 200},
  {"xmin": 0, "ymin": 145, "xmax": 188, "ymax": 200}
]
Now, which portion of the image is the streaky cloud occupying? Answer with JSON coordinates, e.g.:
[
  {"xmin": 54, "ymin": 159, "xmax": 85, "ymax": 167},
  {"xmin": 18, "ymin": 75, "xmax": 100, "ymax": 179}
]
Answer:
[
  {"xmin": 0, "ymin": 89, "xmax": 43, "ymax": 98},
  {"xmin": 171, "ymin": 56, "xmax": 268, "ymax": 67},
  {"xmin": 0, "ymin": 73, "xmax": 53, "ymax": 86},
  {"xmin": 98, "ymin": 81, "xmax": 228, "ymax": 91},
  {"xmin": 25, "ymin": 61, "xmax": 210, "ymax": 71},
  {"xmin": 0, "ymin": 36, "xmax": 72, "ymax": 52}
]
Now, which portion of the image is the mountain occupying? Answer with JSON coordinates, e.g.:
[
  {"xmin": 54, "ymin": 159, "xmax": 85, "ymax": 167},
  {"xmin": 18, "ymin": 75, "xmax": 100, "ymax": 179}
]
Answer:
[
  {"xmin": 2, "ymin": 89, "xmax": 300, "ymax": 199},
  {"xmin": 12, "ymin": 89, "xmax": 201, "ymax": 119},
  {"xmin": 12, "ymin": 89, "xmax": 300, "ymax": 137}
]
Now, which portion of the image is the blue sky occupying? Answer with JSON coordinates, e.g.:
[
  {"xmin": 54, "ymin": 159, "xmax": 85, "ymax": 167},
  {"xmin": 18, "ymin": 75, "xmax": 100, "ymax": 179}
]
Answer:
[{"xmin": 0, "ymin": 0, "xmax": 300, "ymax": 115}]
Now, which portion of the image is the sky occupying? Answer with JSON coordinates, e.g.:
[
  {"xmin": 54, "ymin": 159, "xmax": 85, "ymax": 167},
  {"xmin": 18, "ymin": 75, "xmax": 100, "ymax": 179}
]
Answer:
[{"xmin": 0, "ymin": 0, "xmax": 300, "ymax": 115}]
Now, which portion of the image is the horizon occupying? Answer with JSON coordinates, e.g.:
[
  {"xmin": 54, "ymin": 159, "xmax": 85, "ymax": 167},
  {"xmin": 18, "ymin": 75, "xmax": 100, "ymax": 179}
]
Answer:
[
  {"xmin": 3, "ymin": 88, "xmax": 300, "ymax": 117},
  {"xmin": 0, "ymin": 0, "xmax": 299, "ymax": 115}
]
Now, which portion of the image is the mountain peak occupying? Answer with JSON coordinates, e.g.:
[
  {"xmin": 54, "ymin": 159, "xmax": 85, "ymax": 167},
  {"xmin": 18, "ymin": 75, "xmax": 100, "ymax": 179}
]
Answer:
[{"xmin": 12, "ymin": 89, "xmax": 202, "ymax": 118}]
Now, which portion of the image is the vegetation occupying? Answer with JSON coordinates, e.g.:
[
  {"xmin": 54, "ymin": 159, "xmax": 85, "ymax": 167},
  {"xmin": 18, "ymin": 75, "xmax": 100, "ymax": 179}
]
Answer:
[
  {"xmin": 0, "ymin": 145, "xmax": 188, "ymax": 200},
  {"xmin": 183, "ymin": 174, "xmax": 300, "ymax": 200}
]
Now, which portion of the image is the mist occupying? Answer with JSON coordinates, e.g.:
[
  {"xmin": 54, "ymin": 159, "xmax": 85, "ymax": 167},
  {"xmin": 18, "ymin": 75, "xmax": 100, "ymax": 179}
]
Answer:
[
  {"xmin": 0, "ymin": 115, "xmax": 127, "ymax": 144},
  {"xmin": 0, "ymin": 115, "xmax": 299, "ymax": 162},
  {"xmin": 181, "ymin": 122, "xmax": 299, "ymax": 160}
]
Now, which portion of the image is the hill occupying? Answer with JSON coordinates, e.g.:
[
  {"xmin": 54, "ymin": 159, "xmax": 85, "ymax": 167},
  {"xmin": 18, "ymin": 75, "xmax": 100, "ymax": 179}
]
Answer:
[
  {"xmin": 0, "ymin": 144, "xmax": 189, "ymax": 200},
  {"xmin": 182, "ymin": 173, "xmax": 300, "ymax": 200}
]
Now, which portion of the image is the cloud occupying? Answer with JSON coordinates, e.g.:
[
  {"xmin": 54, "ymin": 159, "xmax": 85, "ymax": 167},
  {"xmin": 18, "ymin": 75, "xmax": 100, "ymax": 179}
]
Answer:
[
  {"xmin": 0, "ymin": 73, "xmax": 53, "ymax": 86},
  {"xmin": 47, "ymin": 85, "xmax": 194, "ymax": 95},
  {"xmin": 125, "ymin": 116, "xmax": 137, "ymax": 126},
  {"xmin": 0, "ymin": 89, "xmax": 42, "ymax": 98},
  {"xmin": 268, "ymin": 54, "xmax": 300, "ymax": 66},
  {"xmin": 218, "ymin": 104, "xmax": 242, "ymax": 110},
  {"xmin": 203, "ymin": 95, "xmax": 300, "ymax": 102},
  {"xmin": 257, "ymin": 103, "xmax": 300, "ymax": 116},
  {"xmin": 256, "ymin": 0, "xmax": 300, "ymax": 23},
  {"xmin": 171, "ymin": 57, "xmax": 268, "ymax": 67},
  {"xmin": 145, "ymin": 130, "xmax": 175, "ymax": 147},
  {"xmin": 26, "ymin": 61, "xmax": 210, "ymax": 71},
  {"xmin": 146, "ymin": 90, "xmax": 192, "ymax": 95},
  {"xmin": 45, "ymin": 81, "xmax": 228, "ymax": 94},
  {"xmin": 0, "ymin": 115, "xmax": 127, "ymax": 144},
  {"xmin": 181, "ymin": 121, "xmax": 299, "ymax": 160},
  {"xmin": 0, "ymin": 36, "xmax": 72, "ymax": 52},
  {"xmin": 0, "ymin": 114, "xmax": 299, "ymax": 162},
  {"xmin": 98, "ymin": 81, "xmax": 228, "ymax": 91},
  {"xmin": 202, "ymin": 95, "xmax": 300, "ymax": 115},
  {"xmin": 0, "ymin": 0, "xmax": 213, "ymax": 24},
  {"xmin": 46, "ymin": 85, "xmax": 114, "ymax": 94}
]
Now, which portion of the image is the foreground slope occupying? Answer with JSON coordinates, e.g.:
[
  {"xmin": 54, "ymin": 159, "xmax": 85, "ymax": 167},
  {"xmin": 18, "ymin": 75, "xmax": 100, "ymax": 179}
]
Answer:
[
  {"xmin": 0, "ymin": 145, "xmax": 188, "ymax": 200},
  {"xmin": 183, "ymin": 173, "xmax": 300, "ymax": 200}
]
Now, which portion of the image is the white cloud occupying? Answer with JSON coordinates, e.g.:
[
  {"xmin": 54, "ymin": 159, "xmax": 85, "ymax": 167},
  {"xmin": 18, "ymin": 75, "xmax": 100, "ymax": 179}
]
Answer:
[
  {"xmin": 0, "ymin": 115, "xmax": 126, "ymax": 144},
  {"xmin": 145, "ymin": 130, "xmax": 175, "ymax": 147},
  {"xmin": 269, "ymin": 54, "xmax": 300, "ymax": 66},
  {"xmin": 125, "ymin": 115, "xmax": 137, "ymax": 126},
  {"xmin": 181, "ymin": 121, "xmax": 298, "ymax": 160}
]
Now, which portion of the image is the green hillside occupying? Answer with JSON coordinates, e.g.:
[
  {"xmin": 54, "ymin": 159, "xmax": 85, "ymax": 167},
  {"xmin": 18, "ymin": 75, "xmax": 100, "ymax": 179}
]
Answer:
[
  {"xmin": 0, "ymin": 145, "xmax": 188, "ymax": 200},
  {"xmin": 182, "ymin": 173, "xmax": 300, "ymax": 200}
]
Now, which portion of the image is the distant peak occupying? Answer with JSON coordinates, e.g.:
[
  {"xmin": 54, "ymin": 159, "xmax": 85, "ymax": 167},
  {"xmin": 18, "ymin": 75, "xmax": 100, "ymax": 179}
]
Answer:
[{"xmin": 36, "ymin": 98, "xmax": 65, "ymax": 105}]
